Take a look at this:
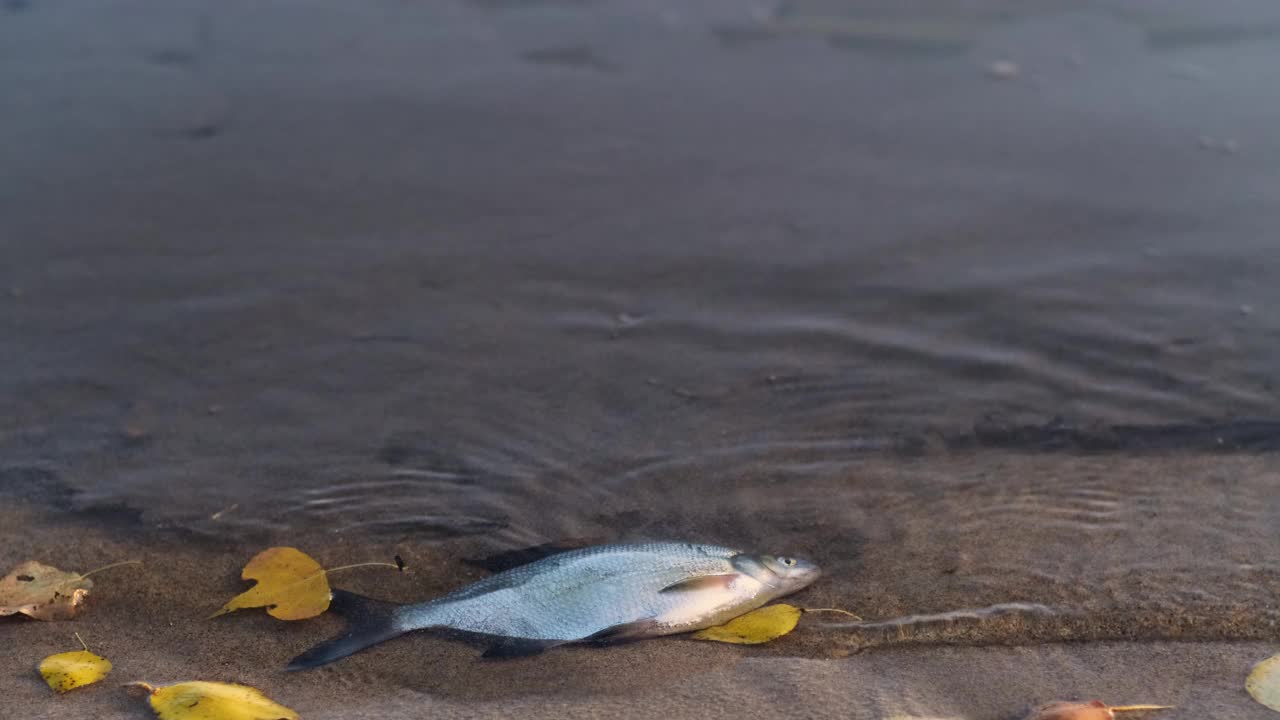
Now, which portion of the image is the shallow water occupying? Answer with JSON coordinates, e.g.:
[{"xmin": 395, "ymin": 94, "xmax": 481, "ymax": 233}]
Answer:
[{"xmin": 3, "ymin": 0, "xmax": 1280, "ymax": 692}]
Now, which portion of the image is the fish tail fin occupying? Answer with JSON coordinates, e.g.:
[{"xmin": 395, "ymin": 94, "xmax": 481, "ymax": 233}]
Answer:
[{"xmin": 286, "ymin": 589, "xmax": 408, "ymax": 671}]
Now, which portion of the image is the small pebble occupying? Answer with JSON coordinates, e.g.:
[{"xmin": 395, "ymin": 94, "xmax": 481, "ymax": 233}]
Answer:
[
  {"xmin": 1169, "ymin": 62, "xmax": 1209, "ymax": 80},
  {"xmin": 986, "ymin": 60, "xmax": 1020, "ymax": 80},
  {"xmin": 1198, "ymin": 135, "xmax": 1240, "ymax": 154},
  {"xmin": 122, "ymin": 423, "xmax": 149, "ymax": 440}
]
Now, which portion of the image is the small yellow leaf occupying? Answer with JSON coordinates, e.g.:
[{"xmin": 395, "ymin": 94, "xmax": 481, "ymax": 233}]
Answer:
[
  {"xmin": 127, "ymin": 681, "xmax": 300, "ymax": 720},
  {"xmin": 211, "ymin": 547, "xmax": 330, "ymax": 621},
  {"xmin": 692, "ymin": 603, "xmax": 803, "ymax": 645},
  {"xmin": 1248, "ymin": 653, "xmax": 1280, "ymax": 712},
  {"xmin": 39, "ymin": 649, "xmax": 112, "ymax": 693},
  {"xmin": 0, "ymin": 561, "xmax": 93, "ymax": 621}
]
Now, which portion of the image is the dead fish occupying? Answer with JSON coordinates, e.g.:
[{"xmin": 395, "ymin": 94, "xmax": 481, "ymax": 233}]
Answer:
[{"xmin": 287, "ymin": 541, "xmax": 820, "ymax": 669}]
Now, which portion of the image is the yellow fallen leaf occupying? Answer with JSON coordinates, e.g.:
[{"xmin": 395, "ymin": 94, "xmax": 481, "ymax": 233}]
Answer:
[
  {"xmin": 0, "ymin": 560, "xmax": 140, "ymax": 621},
  {"xmin": 1248, "ymin": 653, "xmax": 1280, "ymax": 712},
  {"xmin": 39, "ymin": 633, "xmax": 111, "ymax": 693},
  {"xmin": 211, "ymin": 547, "xmax": 400, "ymax": 621},
  {"xmin": 691, "ymin": 604, "xmax": 865, "ymax": 645},
  {"xmin": 692, "ymin": 603, "xmax": 803, "ymax": 644},
  {"xmin": 125, "ymin": 681, "xmax": 299, "ymax": 720},
  {"xmin": 211, "ymin": 547, "xmax": 330, "ymax": 621}
]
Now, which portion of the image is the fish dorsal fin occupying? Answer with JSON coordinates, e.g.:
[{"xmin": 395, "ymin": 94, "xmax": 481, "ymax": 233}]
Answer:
[
  {"xmin": 462, "ymin": 540, "xmax": 595, "ymax": 573},
  {"xmin": 659, "ymin": 573, "xmax": 740, "ymax": 593}
]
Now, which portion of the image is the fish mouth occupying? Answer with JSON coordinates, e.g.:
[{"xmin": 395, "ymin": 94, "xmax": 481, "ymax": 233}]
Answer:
[
  {"xmin": 787, "ymin": 564, "xmax": 823, "ymax": 592},
  {"xmin": 769, "ymin": 570, "xmax": 821, "ymax": 598}
]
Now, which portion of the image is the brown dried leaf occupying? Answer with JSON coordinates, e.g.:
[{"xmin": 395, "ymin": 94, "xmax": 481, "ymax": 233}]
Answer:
[{"xmin": 0, "ymin": 561, "xmax": 93, "ymax": 621}]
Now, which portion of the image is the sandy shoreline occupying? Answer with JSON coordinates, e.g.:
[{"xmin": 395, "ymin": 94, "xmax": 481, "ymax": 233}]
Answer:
[{"xmin": 4, "ymin": 480, "xmax": 1279, "ymax": 720}]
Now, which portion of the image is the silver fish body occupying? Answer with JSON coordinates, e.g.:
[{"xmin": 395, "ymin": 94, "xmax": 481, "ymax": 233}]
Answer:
[{"xmin": 288, "ymin": 541, "xmax": 820, "ymax": 669}]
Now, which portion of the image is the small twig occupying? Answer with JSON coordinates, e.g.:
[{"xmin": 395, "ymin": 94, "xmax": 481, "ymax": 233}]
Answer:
[
  {"xmin": 1110, "ymin": 706, "xmax": 1173, "ymax": 714},
  {"xmin": 645, "ymin": 377, "xmax": 699, "ymax": 400},
  {"xmin": 74, "ymin": 632, "xmax": 89, "ymax": 652}
]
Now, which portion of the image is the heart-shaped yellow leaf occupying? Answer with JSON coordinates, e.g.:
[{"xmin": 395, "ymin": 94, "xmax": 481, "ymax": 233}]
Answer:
[
  {"xmin": 126, "ymin": 681, "xmax": 300, "ymax": 720},
  {"xmin": 1248, "ymin": 653, "xmax": 1280, "ymax": 712},
  {"xmin": 692, "ymin": 603, "xmax": 803, "ymax": 645},
  {"xmin": 211, "ymin": 547, "xmax": 330, "ymax": 621},
  {"xmin": 39, "ymin": 648, "xmax": 112, "ymax": 693}
]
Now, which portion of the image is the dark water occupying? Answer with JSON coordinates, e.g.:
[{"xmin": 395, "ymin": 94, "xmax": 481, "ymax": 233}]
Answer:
[{"xmin": 4, "ymin": 0, "xmax": 1280, "ymax": 651}]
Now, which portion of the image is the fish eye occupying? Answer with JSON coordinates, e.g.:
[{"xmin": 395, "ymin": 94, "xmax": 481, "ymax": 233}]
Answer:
[{"xmin": 779, "ymin": 557, "xmax": 796, "ymax": 567}]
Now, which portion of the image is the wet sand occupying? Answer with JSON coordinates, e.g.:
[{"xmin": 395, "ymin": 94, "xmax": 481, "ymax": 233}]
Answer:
[
  {"xmin": 5, "ymin": 450, "xmax": 1280, "ymax": 718},
  {"xmin": 5, "ymin": 0, "xmax": 1280, "ymax": 717}
]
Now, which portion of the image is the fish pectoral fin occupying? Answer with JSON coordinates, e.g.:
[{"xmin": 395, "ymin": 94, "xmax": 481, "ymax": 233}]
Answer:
[
  {"xmin": 481, "ymin": 637, "xmax": 566, "ymax": 659},
  {"xmin": 658, "ymin": 573, "xmax": 740, "ymax": 593},
  {"xmin": 584, "ymin": 618, "xmax": 660, "ymax": 644}
]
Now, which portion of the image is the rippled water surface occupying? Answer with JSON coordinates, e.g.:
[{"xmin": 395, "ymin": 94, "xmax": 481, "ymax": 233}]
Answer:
[{"xmin": 3, "ymin": 0, "xmax": 1280, "ymax": 654}]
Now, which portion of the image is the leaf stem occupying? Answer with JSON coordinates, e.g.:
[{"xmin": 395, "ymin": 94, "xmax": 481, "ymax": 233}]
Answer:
[
  {"xmin": 802, "ymin": 607, "xmax": 864, "ymax": 621},
  {"xmin": 1109, "ymin": 706, "xmax": 1173, "ymax": 714},
  {"xmin": 284, "ymin": 562, "xmax": 404, "ymax": 588},
  {"xmin": 323, "ymin": 562, "xmax": 402, "ymax": 575},
  {"xmin": 74, "ymin": 632, "xmax": 89, "ymax": 652},
  {"xmin": 78, "ymin": 560, "xmax": 143, "ymax": 580}
]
